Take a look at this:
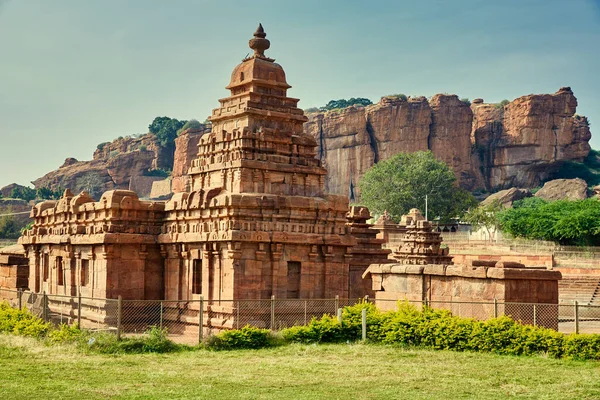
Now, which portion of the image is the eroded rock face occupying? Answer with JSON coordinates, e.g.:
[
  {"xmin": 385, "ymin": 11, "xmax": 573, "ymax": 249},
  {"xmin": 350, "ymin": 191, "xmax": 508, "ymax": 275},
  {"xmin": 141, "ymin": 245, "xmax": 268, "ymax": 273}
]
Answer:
[
  {"xmin": 32, "ymin": 159, "xmax": 116, "ymax": 198},
  {"xmin": 171, "ymin": 127, "xmax": 210, "ymax": 193},
  {"xmin": 534, "ymin": 178, "xmax": 589, "ymax": 201},
  {"xmin": 33, "ymin": 150, "xmax": 155, "ymax": 199},
  {"xmin": 305, "ymin": 87, "xmax": 591, "ymax": 198},
  {"xmin": 481, "ymin": 87, "xmax": 591, "ymax": 189},
  {"xmin": 33, "ymin": 133, "xmax": 176, "ymax": 198},
  {"xmin": 93, "ymin": 134, "xmax": 168, "ymax": 169}
]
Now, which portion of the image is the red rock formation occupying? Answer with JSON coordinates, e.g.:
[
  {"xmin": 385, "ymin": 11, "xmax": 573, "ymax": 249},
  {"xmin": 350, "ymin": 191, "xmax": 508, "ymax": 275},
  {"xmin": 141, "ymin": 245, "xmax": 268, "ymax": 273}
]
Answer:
[
  {"xmin": 306, "ymin": 87, "xmax": 591, "ymax": 197},
  {"xmin": 473, "ymin": 87, "xmax": 591, "ymax": 189},
  {"xmin": 33, "ymin": 134, "xmax": 176, "ymax": 198},
  {"xmin": 171, "ymin": 127, "xmax": 210, "ymax": 193}
]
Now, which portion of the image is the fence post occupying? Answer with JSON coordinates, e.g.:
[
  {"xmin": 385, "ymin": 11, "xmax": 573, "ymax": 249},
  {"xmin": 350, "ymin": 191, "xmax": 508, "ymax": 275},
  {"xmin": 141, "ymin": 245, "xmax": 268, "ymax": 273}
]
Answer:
[
  {"xmin": 198, "ymin": 295, "xmax": 204, "ymax": 344},
  {"xmin": 364, "ymin": 295, "xmax": 369, "ymax": 303},
  {"xmin": 335, "ymin": 295, "xmax": 339, "ymax": 313},
  {"xmin": 159, "ymin": 301, "xmax": 164, "ymax": 330},
  {"xmin": 361, "ymin": 308, "xmax": 367, "ymax": 341},
  {"xmin": 304, "ymin": 300, "xmax": 308, "ymax": 325},
  {"xmin": 116, "ymin": 295, "xmax": 122, "ymax": 341},
  {"xmin": 337, "ymin": 308, "xmax": 343, "ymax": 325},
  {"xmin": 493, "ymin": 298, "xmax": 498, "ymax": 318},
  {"xmin": 236, "ymin": 300, "xmax": 240, "ymax": 330},
  {"xmin": 42, "ymin": 291, "xmax": 48, "ymax": 322},
  {"xmin": 575, "ymin": 300, "xmax": 579, "ymax": 334},
  {"xmin": 77, "ymin": 292, "xmax": 82, "ymax": 328},
  {"xmin": 270, "ymin": 295, "xmax": 275, "ymax": 330},
  {"xmin": 17, "ymin": 288, "xmax": 22, "ymax": 310},
  {"xmin": 533, "ymin": 304, "xmax": 537, "ymax": 326}
]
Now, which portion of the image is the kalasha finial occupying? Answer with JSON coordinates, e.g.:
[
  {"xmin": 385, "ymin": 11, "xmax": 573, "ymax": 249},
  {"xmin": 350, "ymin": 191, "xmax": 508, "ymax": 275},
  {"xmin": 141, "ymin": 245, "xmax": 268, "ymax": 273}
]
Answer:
[{"xmin": 249, "ymin": 23, "xmax": 270, "ymax": 59}]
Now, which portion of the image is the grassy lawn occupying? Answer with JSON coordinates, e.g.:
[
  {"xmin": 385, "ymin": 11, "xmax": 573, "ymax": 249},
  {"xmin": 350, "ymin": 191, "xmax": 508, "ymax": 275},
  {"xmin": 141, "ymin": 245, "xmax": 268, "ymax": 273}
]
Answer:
[{"xmin": 1, "ymin": 335, "xmax": 600, "ymax": 399}]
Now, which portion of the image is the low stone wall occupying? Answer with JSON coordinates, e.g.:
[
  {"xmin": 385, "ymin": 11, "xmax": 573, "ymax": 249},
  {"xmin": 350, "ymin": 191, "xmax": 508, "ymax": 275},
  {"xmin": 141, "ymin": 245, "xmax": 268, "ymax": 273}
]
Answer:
[
  {"xmin": 0, "ymin": 246, "xmax": 29, "ymax": 296},
  {"xmin": 451, "ymin": 253, "xmax": 553, "ymax": 269},
  {"xmin": 365, "ymin": 262, "xmax": 561, "ymax": 329}
]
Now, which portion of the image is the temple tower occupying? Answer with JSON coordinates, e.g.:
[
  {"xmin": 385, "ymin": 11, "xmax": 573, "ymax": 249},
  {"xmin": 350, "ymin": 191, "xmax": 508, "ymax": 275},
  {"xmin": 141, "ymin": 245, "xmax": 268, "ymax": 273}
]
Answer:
[{"xmin": 160, "ymin": 25, "xmax": 355, "ymax": 307}]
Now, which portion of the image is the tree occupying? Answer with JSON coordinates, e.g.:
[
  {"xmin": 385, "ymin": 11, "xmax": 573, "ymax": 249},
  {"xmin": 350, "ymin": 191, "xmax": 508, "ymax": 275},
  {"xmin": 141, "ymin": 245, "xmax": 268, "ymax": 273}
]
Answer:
[
  {"xmin": 36, "ymin": 186, "xmax": 62, "ymax": 200},
  {"xmin": 498, "ymin": 197, "xmax": 600, "ymax": 246},
  {"xmin": 358, "ymin": 151, "xmax": 477, "ymax": 223},
  {"xmin": 463, "ymin": 200, "xmax": 503, "ymax": 242},
  {"xmin": 148, "ymin": 116, "xmax": 187, "ymax": 148},
  {"xmin": 177, "ymin": 119, "xmax": 204, "ymax": 135},
  {"xmin": 10, "ymin": 186, "xmax": 36, "ymax": 201},
  {"xmin": 0, "ymin": 214, "xmax": 20, "ymax": 239},
  {"xmin": 319, "ymin": 98, "xmax": 372, "ymax": 111}
]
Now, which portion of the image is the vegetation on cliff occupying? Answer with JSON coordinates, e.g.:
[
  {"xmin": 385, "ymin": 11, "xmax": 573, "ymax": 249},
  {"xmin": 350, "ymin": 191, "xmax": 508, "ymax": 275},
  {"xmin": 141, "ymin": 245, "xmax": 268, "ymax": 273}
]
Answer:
[
  {"xmin": 305, "ymin": 97, "xmax": 373, "ymax": 113},
  {"xmin": 148, "ymin": 116, "xmax": 187, "ymax": 148},
  {"xmin": 358, "ymin": 151, "xmax": 476, "ymax": 223}
]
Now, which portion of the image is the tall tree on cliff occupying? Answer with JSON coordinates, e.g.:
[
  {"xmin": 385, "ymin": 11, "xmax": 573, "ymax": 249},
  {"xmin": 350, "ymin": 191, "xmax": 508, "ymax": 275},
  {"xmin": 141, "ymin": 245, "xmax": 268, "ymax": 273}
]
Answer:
[
  {"xmin": 358, "ymin": 151, "xmax": 476, "ymax": 223},
  {"xmin": 148, "ymin": 116, "xmax": 187, "ymax": 148}
]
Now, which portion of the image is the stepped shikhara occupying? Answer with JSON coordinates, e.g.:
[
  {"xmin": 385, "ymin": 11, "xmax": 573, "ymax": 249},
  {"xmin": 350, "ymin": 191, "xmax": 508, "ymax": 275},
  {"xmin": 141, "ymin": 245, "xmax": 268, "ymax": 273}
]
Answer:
[
  {"xmin": 14, "ymin": 26, "xmax": 390, "ymax": 326},
  {"xmin": 158, "ymin": 24, "xmax": 373, "ymax": 301}
]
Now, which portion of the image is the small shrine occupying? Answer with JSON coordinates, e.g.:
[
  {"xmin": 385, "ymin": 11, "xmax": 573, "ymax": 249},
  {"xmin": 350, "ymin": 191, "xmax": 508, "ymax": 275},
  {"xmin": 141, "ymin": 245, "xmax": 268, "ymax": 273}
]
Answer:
[{"xmin": 392, "ymin": 208, "xmax": 453, "ymax": 265}]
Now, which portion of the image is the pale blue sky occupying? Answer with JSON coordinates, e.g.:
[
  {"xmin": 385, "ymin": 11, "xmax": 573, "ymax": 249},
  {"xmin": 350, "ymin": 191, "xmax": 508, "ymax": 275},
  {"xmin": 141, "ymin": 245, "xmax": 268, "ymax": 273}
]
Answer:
[{"xmin": 1, "ymin": 0, "xmax": 599, "ymax": 188}]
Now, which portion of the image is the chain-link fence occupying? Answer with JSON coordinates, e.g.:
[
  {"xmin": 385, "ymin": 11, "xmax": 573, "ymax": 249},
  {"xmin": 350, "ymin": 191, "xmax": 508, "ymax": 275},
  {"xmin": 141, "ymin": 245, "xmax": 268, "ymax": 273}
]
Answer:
[{"xmin": 3, "ymin": 288, "xmax": 600, "ymax": 343}]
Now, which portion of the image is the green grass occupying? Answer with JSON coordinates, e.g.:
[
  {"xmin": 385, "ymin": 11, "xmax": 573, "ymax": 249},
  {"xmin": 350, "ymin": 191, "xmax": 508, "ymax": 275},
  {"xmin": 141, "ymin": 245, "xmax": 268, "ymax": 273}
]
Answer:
[{"xmin": 1, "ymin": 335, "xmax": 600, "ymax": 399}]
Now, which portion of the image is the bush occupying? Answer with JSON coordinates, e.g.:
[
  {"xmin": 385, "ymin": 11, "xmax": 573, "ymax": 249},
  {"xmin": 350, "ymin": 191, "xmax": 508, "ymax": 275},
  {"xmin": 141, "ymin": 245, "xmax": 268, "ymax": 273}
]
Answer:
[
  {"xmin": 83, "ymin": 326, "xmax": 182, "ymax": 354},
  {"xmin": 281, "ymin": 315, "xmax": 347, "ymax": 344},
  {"xmin": 96, "ymin": 142, "xmax": 110, "ymax": 151},
  {"xmin": 139, "ymin": 145, "xmax": 147, "ymax": 152},
  {"xmin": 460, "ymin": 98, "xmax": 471, "ymax": 106},
  {"xmin": 387, "ymin": 94, "xmax": 408, "ymax": 101},
  {"xmin": 46, "ymin": 324, "xmax": 84, "ymax": 345},
  {"xmin": 494, "ymin": 99, "xmax": 510, "ymax": 109},
  {"xmin": 144, "ymin": 168, "xmax": 171, "ymax": 178},
  {"xmin": 0, "ymin": 302, "xmax": 51, "ymax": 338},
  {"xmin": 207, "ymin": 325, "xmax": 278, "ymax": 350}
]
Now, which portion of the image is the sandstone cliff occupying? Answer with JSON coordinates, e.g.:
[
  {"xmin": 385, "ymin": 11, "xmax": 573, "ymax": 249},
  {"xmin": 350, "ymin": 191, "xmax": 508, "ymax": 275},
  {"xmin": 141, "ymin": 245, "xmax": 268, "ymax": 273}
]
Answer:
[
  {"xmin": 33, "ymin": 134, "xmax": 163, "ymax": 198},
  {"xmin": 171, "ymin": 127, "xmax": 211, "ymax": 193},
  {"xmin": 306, "ymin": 87, "xmax": 591, "ymax": 197}
]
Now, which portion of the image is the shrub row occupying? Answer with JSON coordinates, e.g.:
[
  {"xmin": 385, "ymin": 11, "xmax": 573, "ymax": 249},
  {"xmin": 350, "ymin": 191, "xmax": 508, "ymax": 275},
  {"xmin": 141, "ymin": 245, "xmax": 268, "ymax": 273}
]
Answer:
[
  {"xmin": 0, "ymin": 302, "xmax": 51, "ymax": 337},
  {"xmin": 0, "ymin": 302, "xmax": 184, "ymax": 354},
  {"xmin": 3, "ymin": 300, "xmax": 600, "ymax": 359},
  {"xmin": 280, "ymin": 302, "xmax": 600, "ymax": 360}
]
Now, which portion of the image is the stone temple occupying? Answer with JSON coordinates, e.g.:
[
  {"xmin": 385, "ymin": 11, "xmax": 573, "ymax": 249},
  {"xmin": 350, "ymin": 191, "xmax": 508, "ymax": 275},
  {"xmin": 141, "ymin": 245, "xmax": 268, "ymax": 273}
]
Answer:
[
  {"xmin": 15, "ymin": 26, "xmax": 391, "ymax": 321},
  {"xmin": 2, "ymin": 25, "xmax": 561, "ymax": 331}
]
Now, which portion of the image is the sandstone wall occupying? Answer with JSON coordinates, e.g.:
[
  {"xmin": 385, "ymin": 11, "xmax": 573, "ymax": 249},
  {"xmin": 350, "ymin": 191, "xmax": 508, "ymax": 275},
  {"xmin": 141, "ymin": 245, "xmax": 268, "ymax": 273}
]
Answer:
[{"xmin": 306, "ymin": 87, "xmax": 591, "ymax": 197}]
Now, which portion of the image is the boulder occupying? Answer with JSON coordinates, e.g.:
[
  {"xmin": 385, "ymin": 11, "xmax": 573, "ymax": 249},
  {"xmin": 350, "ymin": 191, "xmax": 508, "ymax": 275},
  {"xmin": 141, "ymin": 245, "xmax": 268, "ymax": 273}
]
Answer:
[
  {"xmin": 480, "ymin": 188, "xmax": 532, "ymax": 208},
  {"xmin": 534, "ymin": 178, "xmax": 589, "ymax": 201}
]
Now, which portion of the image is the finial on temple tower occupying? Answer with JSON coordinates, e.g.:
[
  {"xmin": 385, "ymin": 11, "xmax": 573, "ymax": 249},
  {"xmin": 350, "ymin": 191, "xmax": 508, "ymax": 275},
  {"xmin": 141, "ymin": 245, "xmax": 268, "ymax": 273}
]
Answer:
[{"xmin": 249, "ymin": 23, "xmax": 272, "ymax": 60}]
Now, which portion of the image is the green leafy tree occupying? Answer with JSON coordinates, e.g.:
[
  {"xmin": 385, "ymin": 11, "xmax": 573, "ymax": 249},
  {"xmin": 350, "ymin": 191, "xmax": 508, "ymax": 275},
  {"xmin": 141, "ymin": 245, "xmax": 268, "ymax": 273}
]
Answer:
[
  {"xmin": 0, "ymin": 215, "xmax": 21, "ymax": 239},
  {"xmin": 35, "ymin": 186, "xmax": 62, "ymax": 200},
  {"xmin": 319, "ymin": 98, "xmax": 372, "ymax": 111},
  {"xmin": 463, "ymin": 200, "xmax": 503, "ymax": 242},
  {"xmin": 10, "ymin": 186, "xmax": 36, "ymax": 201},
  {"xmin": 177, "ymin": 119, "xmax": 203, "ymax": 135},
  {"xmin": 498, "ymin": 197, "xmax": 600, "ymax": 246},
  {"xmin": 358, "ymin": 151, "xmax": 477, "ymax": 223},
  {"xmin": 148, "ymin": 116, "xmax": 187, "ymax": 148}
]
